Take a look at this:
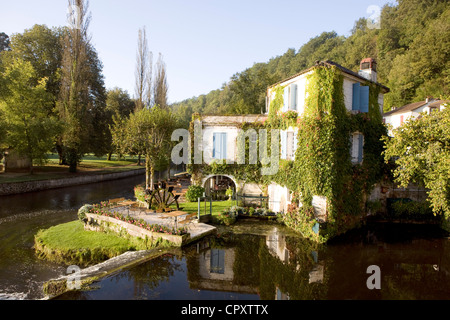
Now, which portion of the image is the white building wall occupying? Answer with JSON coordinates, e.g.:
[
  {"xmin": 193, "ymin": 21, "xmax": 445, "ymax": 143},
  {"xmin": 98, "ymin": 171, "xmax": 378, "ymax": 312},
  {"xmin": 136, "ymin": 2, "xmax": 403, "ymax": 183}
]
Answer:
[
  {"xmin": 266, "ymin": 71, "xmax": 312, "ymax": 116},
  {"xmin": 268, "ymin": 183, "xmax": 290, "ymax": 213},
  {"xmin": 202, "ymin": 126, "xmax": 239, "ymax": 164},
  {"xmin": 384, "ymin": 111, "xmax": 413, "ymax": 135}
]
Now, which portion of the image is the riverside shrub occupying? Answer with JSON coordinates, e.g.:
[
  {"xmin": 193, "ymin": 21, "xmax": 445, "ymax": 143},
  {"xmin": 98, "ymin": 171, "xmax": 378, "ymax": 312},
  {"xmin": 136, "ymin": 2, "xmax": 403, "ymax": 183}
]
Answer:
[{"xmin": 185, "ymin": 185, "xmax": 205, "ymax": 202}]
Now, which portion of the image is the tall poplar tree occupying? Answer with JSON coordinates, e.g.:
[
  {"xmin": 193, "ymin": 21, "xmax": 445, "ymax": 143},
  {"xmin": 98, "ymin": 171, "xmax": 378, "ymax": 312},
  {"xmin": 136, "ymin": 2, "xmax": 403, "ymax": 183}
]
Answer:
[
  {"xmin": 135, "ymin": 26, "xmax": 153, "ymax": 110},
  {"xmin": 57, "ymin": 0, "xmax": 107, "ymax": 172},
  {"xmin": 153, "ymin": 53, "xmax": 169, "ymax": 110}
]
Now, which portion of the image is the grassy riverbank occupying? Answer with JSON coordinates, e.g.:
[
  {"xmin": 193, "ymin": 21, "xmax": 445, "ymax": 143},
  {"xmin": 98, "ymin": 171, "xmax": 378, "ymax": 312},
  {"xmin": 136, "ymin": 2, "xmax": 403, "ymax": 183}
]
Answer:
[
  {"xmin": 34, "ymin": 220, "xmax": 170, "ymax": 267},
  {"xmin": 0, "ymin": 154, "xmax": 144, "ymax": 184}
]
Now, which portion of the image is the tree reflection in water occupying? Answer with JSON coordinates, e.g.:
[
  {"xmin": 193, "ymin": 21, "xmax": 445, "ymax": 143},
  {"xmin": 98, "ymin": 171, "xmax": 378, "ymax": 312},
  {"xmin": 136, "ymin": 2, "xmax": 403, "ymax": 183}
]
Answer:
[{"xmin": 57, "ymin": 222, "xmax": 450, "ymax": 300}]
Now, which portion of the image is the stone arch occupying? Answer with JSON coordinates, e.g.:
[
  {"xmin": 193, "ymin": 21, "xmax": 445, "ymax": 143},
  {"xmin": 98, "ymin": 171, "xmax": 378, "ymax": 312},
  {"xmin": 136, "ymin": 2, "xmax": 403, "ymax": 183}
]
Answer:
[{"xmin": 202, "ymin": 174, "xmax": 238, "ymax": 199}]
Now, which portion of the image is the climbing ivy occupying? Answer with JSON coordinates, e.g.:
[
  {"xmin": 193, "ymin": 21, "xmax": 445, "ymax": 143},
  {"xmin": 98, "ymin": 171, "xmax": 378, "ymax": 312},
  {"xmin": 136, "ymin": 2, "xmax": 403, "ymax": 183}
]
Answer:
[{"xmin": 188, "ymin": 64, "xmax": 388, "ymax": 242}]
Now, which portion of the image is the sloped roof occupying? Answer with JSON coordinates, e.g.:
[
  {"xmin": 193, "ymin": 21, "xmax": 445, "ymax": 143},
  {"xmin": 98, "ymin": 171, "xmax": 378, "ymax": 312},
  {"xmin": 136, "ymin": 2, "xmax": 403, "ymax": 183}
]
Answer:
[
  {"xmin": 383, "ymin": 101, "xmax": 428, "ymax": 116},
  {"xmin": 383, "ymin": 99, "xmax": 449, "ymax": 116},
  {"xmin": 268, "ymin": 60, "xmax": 390, "ymax": 93}
]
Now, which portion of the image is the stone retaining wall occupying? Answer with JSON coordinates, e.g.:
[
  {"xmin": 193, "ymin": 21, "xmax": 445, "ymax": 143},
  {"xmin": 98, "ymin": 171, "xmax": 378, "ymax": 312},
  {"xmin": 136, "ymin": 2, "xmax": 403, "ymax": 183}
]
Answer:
[
  {"xmin": 0, "ymin": 168, "xmax": 145, "ymax": 196},
  {"xmin": 84, "ymin": 213, "xmax": 190, "ymax": 247},
  {"xmin": 368, "ymin": 181, "xmax": 429, "ymax": 215}
]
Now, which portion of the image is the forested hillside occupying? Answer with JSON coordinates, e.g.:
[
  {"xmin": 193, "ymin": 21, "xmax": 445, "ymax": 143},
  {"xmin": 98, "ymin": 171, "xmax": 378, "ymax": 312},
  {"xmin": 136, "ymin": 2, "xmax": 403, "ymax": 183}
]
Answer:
[{"xmin": 171, "ymin": 0, "xmax": 449, "ymax": 126}]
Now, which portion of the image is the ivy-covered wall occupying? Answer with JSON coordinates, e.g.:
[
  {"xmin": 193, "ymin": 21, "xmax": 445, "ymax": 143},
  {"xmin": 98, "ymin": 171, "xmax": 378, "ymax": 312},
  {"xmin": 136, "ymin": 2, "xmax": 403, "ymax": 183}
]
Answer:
[{"xmin": 188, "ymin": 63, "xmax": 388, "ymax": 243}]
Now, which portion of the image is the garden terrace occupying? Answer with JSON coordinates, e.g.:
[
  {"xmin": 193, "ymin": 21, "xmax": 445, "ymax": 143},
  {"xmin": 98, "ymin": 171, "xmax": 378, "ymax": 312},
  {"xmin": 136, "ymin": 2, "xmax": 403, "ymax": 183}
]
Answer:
[{"xmin": 84, "ymin": 202, "xmax": 217, "ymax": 247}]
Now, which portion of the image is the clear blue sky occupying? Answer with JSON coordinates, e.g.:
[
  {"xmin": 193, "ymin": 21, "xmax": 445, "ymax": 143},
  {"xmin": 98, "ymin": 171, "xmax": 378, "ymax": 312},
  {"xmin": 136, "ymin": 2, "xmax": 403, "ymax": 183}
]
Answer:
[{"xmin": 1, "ymin": 0, "xmax": 393, "ymax": 103}]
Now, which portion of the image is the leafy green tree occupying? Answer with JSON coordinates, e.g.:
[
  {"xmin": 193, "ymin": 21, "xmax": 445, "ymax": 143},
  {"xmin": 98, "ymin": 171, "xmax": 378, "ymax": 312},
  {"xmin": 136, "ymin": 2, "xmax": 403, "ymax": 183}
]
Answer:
[
  {"xmin": 57, "ymin": 0, "xmax": 108, "ymax": 172},
  {"xmin": 0, "ymin": 32, "xmax": 10, "ymax": 52},
  {"xmin": 170, "ymin": 0, "xmax": 449, "ymax": 114},
  {"xmin": 105, "ymin": 88, "xmax": 135, "ymax": 160},
  {"xmin": 228, "ymin": 65, "xmax": 276, "ymax": 114},
  {"xmin": 106, "ymin": 87, "xmax": 135, "ymax": 118},
  {"xmin": 153, "ymin": 53, "xmax": 169, "ymax": 110},
  {"xmin": 112, "ymin": 107, "xmax": 177, "ymax": 189},
  {"xmin": 135, "ymin": 26, "xmax": 152, "ymax": 110},
  {"xmin": 0, "ymin": 108, "xmax": 6, "ymax": 165},
  {"xmin": 383, "ymin": 105, "xmax": 450, "ymax": 220},
  {"xmin": 0, "ymin": 25, "xmax": 68, "ymax": 163},
  {"xmin": 3, "ymin": 25, "xmax": 64, "ymax": 106},
  {"xmin": 385, "ymin": 7, "xmax": 450, "ymax": 108},
  {"xmin": 0, "ymin": 59, "xmax": 61, "ymax": 174}
]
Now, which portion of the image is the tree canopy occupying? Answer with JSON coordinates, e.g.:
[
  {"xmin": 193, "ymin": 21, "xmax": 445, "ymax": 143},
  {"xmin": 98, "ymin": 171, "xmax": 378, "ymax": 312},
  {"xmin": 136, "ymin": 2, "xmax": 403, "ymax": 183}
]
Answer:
[
  {"xmin": 111, "ymin": 107, "xmax": 178, "ymax": 189},
  {"xmin": 171, "ymin": 0, "xmax": 450, "ymax": 122},
  {"xmin": 383, "ymin": 104, "xmax": 450, "ymax": 220},
  {"xmin": 0, "ymin": 59, "xmax": 61, "ymax": 173}
]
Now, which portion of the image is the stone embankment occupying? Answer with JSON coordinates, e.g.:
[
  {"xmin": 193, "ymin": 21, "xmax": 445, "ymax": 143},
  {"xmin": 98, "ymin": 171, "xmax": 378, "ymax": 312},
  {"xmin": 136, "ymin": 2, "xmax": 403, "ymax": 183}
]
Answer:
[
  {"xmin": 42, "ymin": 248, "xmax": 177, "ymax": 299},
  {"xmin": 0, "ymin": 168, "xmax": 145, "ymax": 196}
]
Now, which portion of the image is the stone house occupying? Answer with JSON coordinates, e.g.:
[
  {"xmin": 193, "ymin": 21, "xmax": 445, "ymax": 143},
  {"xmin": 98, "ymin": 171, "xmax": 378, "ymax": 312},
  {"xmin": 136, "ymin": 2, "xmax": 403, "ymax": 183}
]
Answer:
[
  {"xmin": 383, "ymin": 98, "xmax": 448, "ymax": 136},
  {"xmin": 189, "ymin": 58, "xmax": 390, "ymax": 216}
]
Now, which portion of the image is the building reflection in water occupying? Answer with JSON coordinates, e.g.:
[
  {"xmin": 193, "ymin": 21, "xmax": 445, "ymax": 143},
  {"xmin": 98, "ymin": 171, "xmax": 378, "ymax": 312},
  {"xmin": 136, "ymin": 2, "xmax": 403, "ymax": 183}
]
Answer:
[
  {"xmin": 188, "ymin": 227, "xmax": 326, "ymax": 300},
  {"xmin": 190, "ymin": 240, "xmax": 258, "ymax": 295}
]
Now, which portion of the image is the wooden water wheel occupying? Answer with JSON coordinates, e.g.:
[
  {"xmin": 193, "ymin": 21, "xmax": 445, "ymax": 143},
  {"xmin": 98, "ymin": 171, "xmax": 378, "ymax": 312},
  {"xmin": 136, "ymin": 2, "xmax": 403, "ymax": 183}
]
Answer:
[{"xmin": 145, "ymin": 181, "xmax": 181, "ymax": 211}]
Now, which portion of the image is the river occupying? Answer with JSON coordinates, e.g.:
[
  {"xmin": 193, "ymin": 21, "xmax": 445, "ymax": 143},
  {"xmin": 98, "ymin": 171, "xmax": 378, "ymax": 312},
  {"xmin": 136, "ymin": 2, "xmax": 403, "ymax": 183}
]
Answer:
[{"xmin": 1, "ymin": 174, "xmax": 450, "ymax": 300}]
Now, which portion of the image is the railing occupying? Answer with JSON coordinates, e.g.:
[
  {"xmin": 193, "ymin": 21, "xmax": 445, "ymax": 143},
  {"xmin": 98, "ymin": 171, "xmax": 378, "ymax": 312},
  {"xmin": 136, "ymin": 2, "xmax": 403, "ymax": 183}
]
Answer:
[
  {"xmin": 235, "ymin": 193, "xmax": 269, "ymax": 208},
  {"xmin": 197, "ymin": 196, "xmax": 213, "ymax": 221}
]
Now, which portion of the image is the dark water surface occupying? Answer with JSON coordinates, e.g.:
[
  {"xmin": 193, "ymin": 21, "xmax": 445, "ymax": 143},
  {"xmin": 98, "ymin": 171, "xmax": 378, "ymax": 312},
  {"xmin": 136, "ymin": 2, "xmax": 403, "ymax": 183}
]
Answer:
[
  {"xmin": 0, "ymin": 174, "xmax": 145, "ymax": 300},
  {"xmin": 1, "ymin": 174, "xmax": 450, "ymax": 300},
  {"xmin": 59, "ymin": 221, "xmax": 450, "ymax": 300}
]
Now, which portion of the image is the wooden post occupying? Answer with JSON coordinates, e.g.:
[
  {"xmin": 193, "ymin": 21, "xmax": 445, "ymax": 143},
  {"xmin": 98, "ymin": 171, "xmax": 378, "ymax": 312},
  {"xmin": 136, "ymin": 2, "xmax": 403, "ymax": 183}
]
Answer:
[{"xmin": 198, "ymin": 197, "xmax": 201, "ymax": 220}]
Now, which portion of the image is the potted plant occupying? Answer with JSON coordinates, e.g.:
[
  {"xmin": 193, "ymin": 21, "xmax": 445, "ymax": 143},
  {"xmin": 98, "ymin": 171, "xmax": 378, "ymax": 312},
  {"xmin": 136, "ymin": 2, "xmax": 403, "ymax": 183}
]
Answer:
[{"xmin": 225, "ymin": 187, "xmax": 234, "ymax": 200}]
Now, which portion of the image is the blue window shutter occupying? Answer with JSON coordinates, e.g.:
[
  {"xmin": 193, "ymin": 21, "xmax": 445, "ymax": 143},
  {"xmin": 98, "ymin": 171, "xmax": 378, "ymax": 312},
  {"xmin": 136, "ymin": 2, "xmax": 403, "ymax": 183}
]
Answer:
[
  {"xmin": 290, "ymin": 84, "xmax": 297, "ymax": 110},
  {"xmin": 358, "ymin": 134, "xmax": 364, "ymax": 163},
  {"xmin": 283, "ymin": 87, "xmax": 289, "ymax": 112},
  {"xmin": 352, "ymin": 83, "xmax": 360, "ymax": 111},
  {"xmin": 221, "ymin": 133, "xmax": 227, "ymax": 160},
  {"xmin": 280, "ymin": 130, "xmax": 287, "ymax": 159},
  {"xmin": 293, "ymin": 131, "xmax": 298, "ymax": 160},
  {"xmin": 360, "ymin": 86, "xmax": 369, "ymax": 113},
  {"xmin": 312, "ymin": 223, "xmax": 320, "ymax": 235}
]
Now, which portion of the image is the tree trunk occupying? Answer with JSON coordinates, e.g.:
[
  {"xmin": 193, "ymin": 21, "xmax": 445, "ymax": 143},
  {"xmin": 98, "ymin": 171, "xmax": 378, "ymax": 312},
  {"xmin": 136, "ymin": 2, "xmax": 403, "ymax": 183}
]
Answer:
[
  {"xmin": 69, "ymin": 162, "xmax": 77, "ymax": 173},
  {"xmin": 66, "ymin": 148, "xmax": 78, "ymax": 173},
  {"xmin": 146, "ymin": 155, "xmax": 154, "ymax": 190},
  {"xmin": 107, "ymin": 152, "xmax": 112, "ymax": 161},
  {"xmin": 56, "ymin": 143, "xmax": 67, "ymax": 165},
  {"xmin": 151, "ymin": 166, "xmax": 155, "ymax": 190},
  {"xmin": 138, "ymin": 154, "xmax": 141, "ymax": 166}
]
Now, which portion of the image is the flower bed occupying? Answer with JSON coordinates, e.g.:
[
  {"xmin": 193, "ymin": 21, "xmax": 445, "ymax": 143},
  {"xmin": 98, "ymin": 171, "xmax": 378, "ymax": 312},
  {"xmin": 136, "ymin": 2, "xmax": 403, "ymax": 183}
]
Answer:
[
  {"xmin": 88, "ymin": 203, "xmax": 188, "ymax": 236},
  {"xmin": 134, "ymin": 185, "xmax": 149, "ymax": 203}
]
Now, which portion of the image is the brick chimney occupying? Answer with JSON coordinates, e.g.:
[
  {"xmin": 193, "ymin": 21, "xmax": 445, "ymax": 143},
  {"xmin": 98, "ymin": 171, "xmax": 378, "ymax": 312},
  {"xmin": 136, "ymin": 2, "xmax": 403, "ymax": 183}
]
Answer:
[{"xmin": 358, "ymin": 58, "xmax": 377, "ymax": 82}]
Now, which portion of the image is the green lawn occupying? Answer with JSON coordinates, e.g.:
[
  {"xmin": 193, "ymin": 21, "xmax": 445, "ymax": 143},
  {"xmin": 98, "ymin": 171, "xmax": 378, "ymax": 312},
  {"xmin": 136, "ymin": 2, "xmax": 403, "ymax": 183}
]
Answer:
[
  {"xmin": 34, "ymin": 220, "xmax": 155, "ymax": 266},
  {"xmin": 0, "ymin": 153, "xmax": 144, "ymax": 183},
  {"xmin": 46, "ymin": 153, "xmax": 141, "ymax": 168}
]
